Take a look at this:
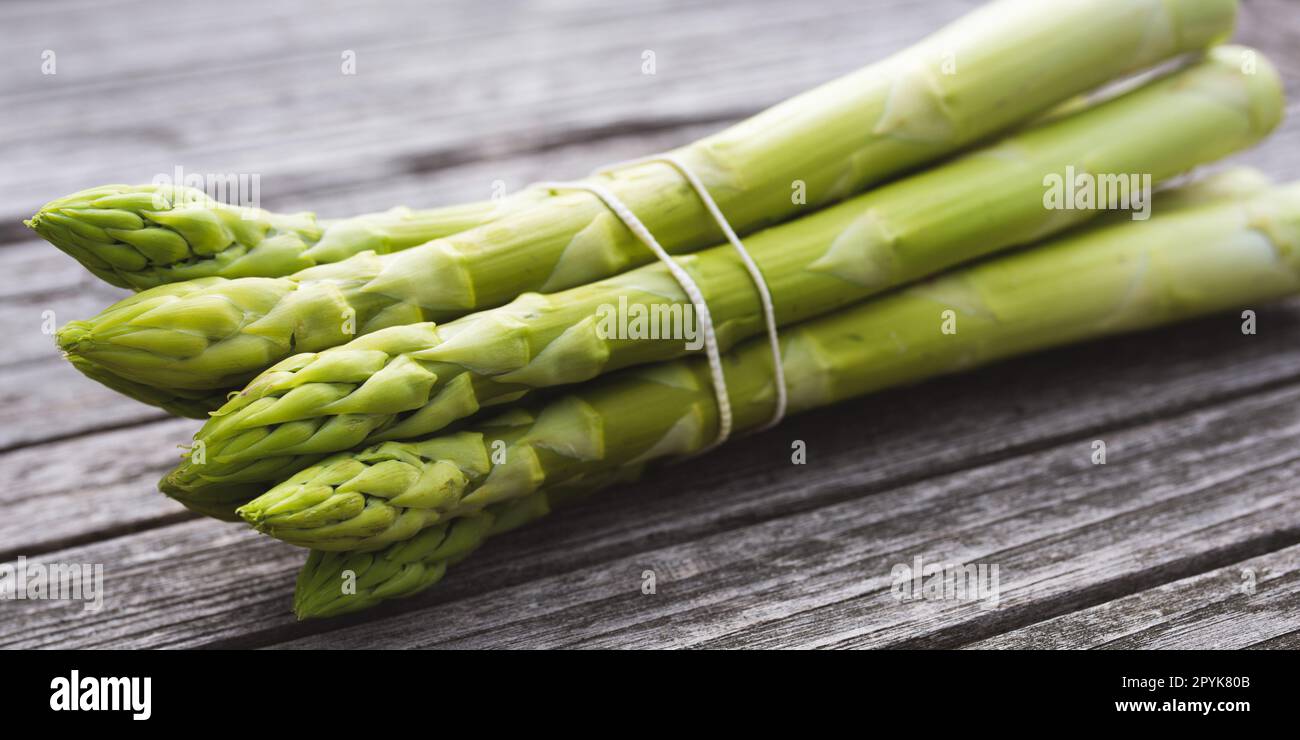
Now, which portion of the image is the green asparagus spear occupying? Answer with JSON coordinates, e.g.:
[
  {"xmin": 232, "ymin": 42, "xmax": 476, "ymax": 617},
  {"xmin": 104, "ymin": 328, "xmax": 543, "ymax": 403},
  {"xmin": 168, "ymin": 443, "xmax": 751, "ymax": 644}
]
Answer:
[
  {"xmin": 55, "ymin": 0, "xmax": 1240, "ymax": 415},
  {"xmin": 162, "ymin": 49, "xmax": 1284, "ymax": 512},
  {"xmin": 294, "ymin": 464, "xmax": 640, "ymax": 619},
  {"xmin": 1135, "ymin": 167, "xmax": 1272, "ymax": 211},
  {"xmin": 26, "ymin": 184, "xmax": 535, "ymax": 291},
  {"xmin": 293, "ymin": 469, "xmax": 630, "ymax": 618},
  {"xmin": 238, "ymin": 180, "xmax": 1300, "ymax": 553},
  {"xmin": 292, "ymin": 497, "xmax": 536, "ymax": 619}
]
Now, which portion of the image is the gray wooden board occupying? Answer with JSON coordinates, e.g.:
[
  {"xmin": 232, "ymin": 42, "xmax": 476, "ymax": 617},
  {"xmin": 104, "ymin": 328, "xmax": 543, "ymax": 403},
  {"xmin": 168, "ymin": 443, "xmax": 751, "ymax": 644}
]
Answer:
[
  {"xmin": 0, "ymin": 0, "xmax": 974, "ymax": 236},
  {"xmin": 1, "ymin": 0, "xmax": 1299, "ymax": 648},
  {"xmin": 966, "ymin": 545, "xmax": 1300, "ymax": 649}
]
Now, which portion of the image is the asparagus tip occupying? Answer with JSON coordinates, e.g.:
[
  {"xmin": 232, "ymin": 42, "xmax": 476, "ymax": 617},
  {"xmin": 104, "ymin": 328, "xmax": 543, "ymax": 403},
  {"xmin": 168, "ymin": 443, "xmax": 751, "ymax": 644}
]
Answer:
[
  {"xmin": 54, "ymin": 322, "xmax": 87, "ymax": 353},
  {"xmin": 234, "ymin": 503, "xmax": 265, "ymax": 528}
]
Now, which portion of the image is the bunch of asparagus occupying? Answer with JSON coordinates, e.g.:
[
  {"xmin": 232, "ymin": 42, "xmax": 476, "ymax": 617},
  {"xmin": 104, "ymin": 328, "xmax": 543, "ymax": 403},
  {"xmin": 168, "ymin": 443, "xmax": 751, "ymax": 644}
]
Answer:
[{"xmin": 29, "ymin": 0, "xmax": 1298, "ymax": 619}]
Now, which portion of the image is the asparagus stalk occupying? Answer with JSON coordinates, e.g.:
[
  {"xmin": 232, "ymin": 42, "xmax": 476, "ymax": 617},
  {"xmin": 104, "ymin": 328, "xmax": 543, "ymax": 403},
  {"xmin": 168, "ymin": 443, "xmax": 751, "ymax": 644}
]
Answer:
[
  {"xmin": 1139, "ymin": 167, "xmax": 1272, "ymax": 211},
  {"xmin": 161, "ymin": 49, "xmax": 1285, "ymax": 512},
  {"xmin": 292, "ymin": 496, "xmax": 538, "ymax": 619},
  {"xmin": 238, "ymin": 180, "xmax": 1300, "ymax": 554},
  {"xmin": 55, "ymin": 0, "xmax": 1240, "ymax": 416},
  {"xmin": 293, "ymin": 469, "xmax": 631, "ymax": 618},
  {"xmin": 26, "ymin": 184, "xmax": 535, "ymax": 291}
]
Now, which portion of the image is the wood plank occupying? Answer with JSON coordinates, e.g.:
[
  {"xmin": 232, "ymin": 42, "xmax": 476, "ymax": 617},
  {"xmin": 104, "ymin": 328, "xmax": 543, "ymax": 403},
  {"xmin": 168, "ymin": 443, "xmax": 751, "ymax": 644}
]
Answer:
[
  {"xmin": 1, "ymin": 0, "xmax": 1293, "ymax": 236},
  {"xmin": 0, "ymin": 0, "xmax": 972, "ymax": 227},
  {"xmin": 0, "ymin": 279, "xmax": 126, "ymax": 369},
  {"xmin": 5, "ymin": 316, "xmax": 1300, "ymax": 648},
  {"xmin": 1246, "ymin": 631, "xmax": 1300, "ymax": 649},
  {"xmin": 0, "ymin": 521, "xmax": 299, "ymax": 650},
  {"xmin": 966, "ymin": 545, "xmax": 1300, "ymax": 649},
  {"xmin": 0, "ymin": 418, "xmax": 195, "ymax": 559},
  {"xmin": 0, "ymin": 240, "xmax": 121, "ymax": 300},
  {"xmin": 0, "ymin": 360, "xmax": 171, "ymax": 452}
]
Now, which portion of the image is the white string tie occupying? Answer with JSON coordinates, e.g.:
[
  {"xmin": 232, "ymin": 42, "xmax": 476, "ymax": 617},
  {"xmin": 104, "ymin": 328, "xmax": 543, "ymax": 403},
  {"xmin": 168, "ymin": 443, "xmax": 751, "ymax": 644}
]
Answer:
[{"xmin": 535, "ymin": 153, "xmax": 787, "ymax": 448}]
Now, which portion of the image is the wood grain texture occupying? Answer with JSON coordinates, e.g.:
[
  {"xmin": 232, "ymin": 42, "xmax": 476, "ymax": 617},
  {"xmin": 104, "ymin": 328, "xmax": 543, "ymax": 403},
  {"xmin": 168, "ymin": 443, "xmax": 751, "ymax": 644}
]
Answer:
[
  {"xmin": 0, "ymin": 522, "xmax": 300, "ymax": 650},
  {"xmin": 1, "ymin": 0, "xmax": 1299, "ymax": 649},
  {"xmin": 966, "ymin": 545, "xmax": 1300, "ymax": 649},
  {"xmin": 0, "ymin": 0, "xmax": 974, "ymax": 234},
  {"xmin": 0, "ymin": 418, "xmax": 196, "ymax": 559}
]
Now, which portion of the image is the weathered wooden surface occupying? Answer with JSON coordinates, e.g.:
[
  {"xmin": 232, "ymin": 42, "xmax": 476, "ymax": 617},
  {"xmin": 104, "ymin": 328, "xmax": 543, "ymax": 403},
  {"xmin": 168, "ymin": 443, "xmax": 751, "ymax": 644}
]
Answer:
[
  {"xmin": 1, "ymin": 0, "xmax": 1299, "ymax": 649},
  {"xmin": 967, "ymin": 546, "xmax": 1300, "ymax": 649}
]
